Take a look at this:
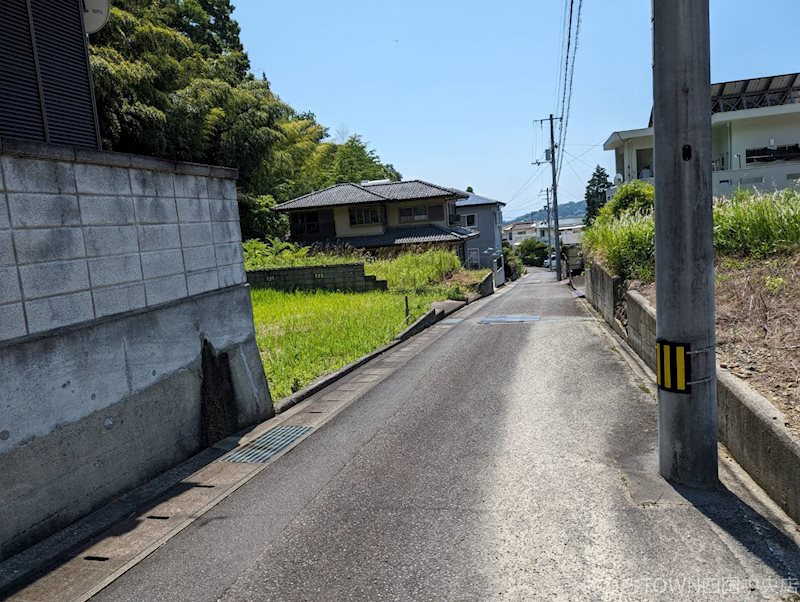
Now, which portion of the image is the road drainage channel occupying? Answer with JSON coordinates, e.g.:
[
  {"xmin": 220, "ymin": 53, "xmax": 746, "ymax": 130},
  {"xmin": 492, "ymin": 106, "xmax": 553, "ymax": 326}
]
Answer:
[{"xmin": 6, "ymin": 322, "xmax": 461, "ymax": 602}]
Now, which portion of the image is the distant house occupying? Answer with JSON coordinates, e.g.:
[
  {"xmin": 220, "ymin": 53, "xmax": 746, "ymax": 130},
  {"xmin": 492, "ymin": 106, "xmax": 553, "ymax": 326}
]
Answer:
[
  {"xmin": 605, "ymin": 72, "xmax": 800, "ymax": 197},
  {"xmin": 274, "ymin": 180, "xmax": 478, "ymax": 259},
  {"xmin": 503, "ymin": 216, "xmax": 584, "ymax": 250},
  {"xmin": 454, "ymin": 193, "xmax": 505, "ymax": 269},
  {"xmin": 503, "ymin": 222, "xmax": 536, "ymax": 246}
]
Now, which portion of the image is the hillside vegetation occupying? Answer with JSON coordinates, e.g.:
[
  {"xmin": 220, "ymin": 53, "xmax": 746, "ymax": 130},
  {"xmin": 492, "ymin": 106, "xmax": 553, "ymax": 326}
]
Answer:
[
  {"xmin": 88, "ymin": 0, "xmax": 399, "ymax": 240},
  {"xmin": 583, "ymin": 183, "xmax": 800, "ymax": 281}
]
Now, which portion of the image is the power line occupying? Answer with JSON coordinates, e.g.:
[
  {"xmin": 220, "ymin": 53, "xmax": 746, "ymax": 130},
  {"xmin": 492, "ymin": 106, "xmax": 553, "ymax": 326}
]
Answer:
[{"xmin": 556, "ymin": 0, "xmax": 584, "ymax": 180}]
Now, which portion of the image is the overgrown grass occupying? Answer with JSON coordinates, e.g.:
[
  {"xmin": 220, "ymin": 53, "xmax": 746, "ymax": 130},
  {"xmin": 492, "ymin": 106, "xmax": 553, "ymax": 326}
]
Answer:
[
  {"xmin": 251, "ymin": 288, "xmax": 441, "ymax": 399},
  {"xmin": 243, "ymin": 238, "xmax": 359, "ymax": 270},
  {"xmin": 584, "ymin": 187, "xmax": 800, "ymax": 282},
  {"xmin": 714, "ymin": 188, "xmax": 800, "ymax": 257},
  {"xmin": 583, "ymin": 211, "xmax": 655, "ymax": 281},
  {"xmin": 247, "ymin": 246, "xmax": 489, "ymax": 399},
  {"xmin": 364, "ymin": 249, "xmax": 461, "ymax": 291}
]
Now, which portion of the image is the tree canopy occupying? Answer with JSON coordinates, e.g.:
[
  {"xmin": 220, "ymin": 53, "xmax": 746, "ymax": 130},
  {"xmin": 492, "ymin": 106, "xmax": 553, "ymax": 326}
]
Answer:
[
  {"xmin": 89, "ymin": 0, "xmax": 400, "ymax": 238},
  {"xmin": 583, "ymin": 166, "xmax": 612, "ymax": 225}
]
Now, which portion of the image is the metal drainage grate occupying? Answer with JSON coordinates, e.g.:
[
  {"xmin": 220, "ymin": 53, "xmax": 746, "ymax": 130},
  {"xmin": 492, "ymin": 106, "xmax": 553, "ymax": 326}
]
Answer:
[
  {"xmin": 479, "ymin": 315, "xmax": 541, "ymax": 324},
  {"xmin": 222, "ymin": 425, "xmax": 312, "ymax": 464},
  {"xmin": 440, "ymin": 318, "xmax": 463, "ymax": 325}
]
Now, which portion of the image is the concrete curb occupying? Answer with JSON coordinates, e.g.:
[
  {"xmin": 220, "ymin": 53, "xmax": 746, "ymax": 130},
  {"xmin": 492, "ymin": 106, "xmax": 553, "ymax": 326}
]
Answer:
[
  {"xmin": 273, "ymin": 339, "xmax": 402, "ymax": 415},
  {"xmin": 717, "ymin": 369, "xmax": 800, "ymax": 522},
  {"xmin": 585, "ymin": 262, "xmax": 800, "ymax": 524},
  {"xmin": 275, "ymin": 281, "xmax": 498, "ymax": 415}
]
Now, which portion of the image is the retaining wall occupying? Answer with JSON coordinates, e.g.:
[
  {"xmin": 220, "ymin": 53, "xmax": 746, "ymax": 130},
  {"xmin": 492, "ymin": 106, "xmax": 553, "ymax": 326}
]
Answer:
[
  {"xmin": 247, "ymin": 263, "xmax": 387, "ymax": 292},
  {"xmin": 585, "ymin": 262, "xmax": 800, "ymax": 523},
  {"xmin": 585, "ymin": 263, "xmax": 622, "ymax": 326},
  {"xmin": 0, "ymin": 139, "xmax": 272, "ymax": 560}
]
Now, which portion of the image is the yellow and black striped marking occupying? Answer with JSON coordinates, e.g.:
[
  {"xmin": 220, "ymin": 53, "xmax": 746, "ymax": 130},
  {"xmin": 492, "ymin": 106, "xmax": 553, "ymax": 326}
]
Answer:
[{"xmin": 656, "ymin": 340, "xmax": 691, "ymax": 394}]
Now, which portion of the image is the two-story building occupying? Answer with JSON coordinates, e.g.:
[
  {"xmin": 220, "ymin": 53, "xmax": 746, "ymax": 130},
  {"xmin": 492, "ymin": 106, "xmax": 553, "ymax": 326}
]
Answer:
[
  {"xmin": 454, "ymin": 193, "xmax": 505, "ymax": 269},
  {"xmin": 274, "ymin": 179, "xmax": 478, "ymax": 259},
  {"xmin": 605, "ymin": 72, "xmax": 800, "ymax": 197}
]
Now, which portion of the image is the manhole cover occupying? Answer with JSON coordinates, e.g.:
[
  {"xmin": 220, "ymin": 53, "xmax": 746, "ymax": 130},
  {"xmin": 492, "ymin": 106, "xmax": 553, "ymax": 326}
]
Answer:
[
  {"xmin": 479, "ymin": 315, "xmax": 541, "ymax": 324},
  {"xmin": 222, "ymin": 425, "xmax": 312, "ymax": 464}
]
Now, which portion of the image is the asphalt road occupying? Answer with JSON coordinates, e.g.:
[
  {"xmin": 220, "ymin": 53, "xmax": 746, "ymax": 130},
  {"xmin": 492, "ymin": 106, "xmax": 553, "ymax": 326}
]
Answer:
[{"xmin": 94, "ymin": 270, "xmax": 800, "ymax": 601}]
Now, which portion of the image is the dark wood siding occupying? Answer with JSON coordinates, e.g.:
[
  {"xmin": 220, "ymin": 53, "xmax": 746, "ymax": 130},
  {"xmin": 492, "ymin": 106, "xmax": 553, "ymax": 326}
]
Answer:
[
  {"xmin": 0, "ymin": 0, "xmax": 99, "ymax": 148},
  {"xmin": 0, "ymin": 0, "xmax": 46, "ymax": 142}
]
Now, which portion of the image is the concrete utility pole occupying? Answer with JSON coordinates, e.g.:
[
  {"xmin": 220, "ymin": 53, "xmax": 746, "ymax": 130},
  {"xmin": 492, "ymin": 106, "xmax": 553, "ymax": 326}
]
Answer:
[
  {"xmin": 536, "ymin": 116, "xmax": 563, "ymax": 280},
  {"xmin": 652, "ymin": 0, "xmax": 718, "ymax": 487},
  {"xmin": 542, "ymin": 188, "xmax": 554, "ymax": 271},
  {"xmin": 548, "ymin": 115, "xmax": 562, "ymax": 281}
]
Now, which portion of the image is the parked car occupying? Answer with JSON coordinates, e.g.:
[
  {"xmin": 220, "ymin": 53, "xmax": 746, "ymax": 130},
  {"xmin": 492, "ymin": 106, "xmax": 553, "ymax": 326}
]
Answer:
[{"xmin": 542, "ymin": 254, "xmax": 556, "ymax": 268}]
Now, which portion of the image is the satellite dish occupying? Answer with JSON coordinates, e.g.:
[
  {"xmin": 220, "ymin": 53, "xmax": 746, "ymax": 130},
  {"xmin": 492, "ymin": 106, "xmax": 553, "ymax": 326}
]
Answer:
[
  {"xmin": 614, "ymin": 173, "xmax": 624, "ymax": 185},
  {"xmin": 83, "ymin": 0, "xmax": 110, "ymax": 34}
]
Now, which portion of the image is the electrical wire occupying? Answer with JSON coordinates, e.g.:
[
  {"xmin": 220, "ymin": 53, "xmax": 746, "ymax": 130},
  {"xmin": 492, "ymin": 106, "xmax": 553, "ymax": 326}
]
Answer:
[{"xmin": 557, "ymin": 0, "xmax": 583, "ymax": 179}]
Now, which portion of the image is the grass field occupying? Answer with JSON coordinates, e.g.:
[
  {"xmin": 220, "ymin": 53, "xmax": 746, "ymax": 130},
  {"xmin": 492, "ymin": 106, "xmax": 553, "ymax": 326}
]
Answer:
[
  {"xmin": 251, "ymin": 288, "xmax": 443, "ymax": 400},
  {"xmin": 247, "ymin": 248, "xmax": 490, "ymax": 401}
]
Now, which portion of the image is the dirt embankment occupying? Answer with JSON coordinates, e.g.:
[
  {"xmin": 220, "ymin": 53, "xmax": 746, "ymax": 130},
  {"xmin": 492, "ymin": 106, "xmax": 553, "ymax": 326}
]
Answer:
[{"xmin": 630, "ymin": 252, "xmax": 800, "ymax": 436}]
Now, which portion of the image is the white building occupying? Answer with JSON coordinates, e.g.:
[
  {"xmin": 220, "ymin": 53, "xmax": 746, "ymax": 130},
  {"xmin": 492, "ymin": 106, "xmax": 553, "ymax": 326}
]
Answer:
[
  {"xmin": 503, "ymin": 217, "xmax": 584, "ymax": 249},
  {"xmin": 605, "ymin": 73, "xmax": 800, "ymax": 197}
]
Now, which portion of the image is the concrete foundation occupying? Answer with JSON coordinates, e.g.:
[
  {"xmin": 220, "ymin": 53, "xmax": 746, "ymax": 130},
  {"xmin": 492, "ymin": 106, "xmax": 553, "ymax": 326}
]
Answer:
[{"xmin": 0, "ymin": 285, "xmax": 272, "ymax": 560}]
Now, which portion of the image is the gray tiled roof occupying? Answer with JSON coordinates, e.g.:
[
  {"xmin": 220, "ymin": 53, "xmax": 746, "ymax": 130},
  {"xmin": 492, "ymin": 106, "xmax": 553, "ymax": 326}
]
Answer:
[
  {"xmin": 275, "ymin": 180, "xmax": 467, "ymax": 211},
  {"xmin": 274, "ymin": 183, "xmax": 385, "ymax": 211},
  {"xmin": 361, "ymin": 180, "xmax": 467, "ymax": 201},
  {"xmin": 455, "ymin": 193, "xmax": 505, "ymax": 207},
  {"xmin": 322, "ymin": 225, "xmax": 478, "ymax": 249}
]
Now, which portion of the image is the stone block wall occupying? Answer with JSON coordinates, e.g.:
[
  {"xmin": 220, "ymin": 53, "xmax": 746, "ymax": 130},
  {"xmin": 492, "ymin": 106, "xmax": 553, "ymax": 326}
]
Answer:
[
  {"xmin": 585, "ymin": 263, "xmax": 621, "ymax": 326},
  {"xmin": 625, "ymin": 290, "xmax": 657, "ymax": 372},
  {"xmin": 247, "ymin": 263, "xmax": 388, "ymax": 292},
  {"xmin": 0, "ymin": 139, "xmax": 272, "ymax": 561},
  {"xmin": 0, "ymin": 138, "xmax": 245, "ymax": 342}
]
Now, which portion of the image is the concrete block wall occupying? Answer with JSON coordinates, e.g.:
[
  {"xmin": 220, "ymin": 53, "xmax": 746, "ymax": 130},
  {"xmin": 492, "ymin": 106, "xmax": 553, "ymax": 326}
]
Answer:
[
  {"xmin": 585, "ymin": 263, "xmax": 622, "ymax": 326},
  {"xmin": 247, "ymin": 263, "xmax": 388, "ymax": 292},
  {"xmin": 0, "ymin": 139, "xmax": 245, "ymax": 342},
  {"xmin": 625, "ymin": 290, "xmax": 657, "ymax": 372},
  {"xmin": 0, "ymin": 139, "xmax": 271, "ymax": 561}
]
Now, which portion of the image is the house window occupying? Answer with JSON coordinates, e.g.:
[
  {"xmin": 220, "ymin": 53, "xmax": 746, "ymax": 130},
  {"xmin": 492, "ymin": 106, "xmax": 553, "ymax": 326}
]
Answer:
[
  {"xmin": 290, "ymin": 211, "xmax": 321, "ymax": 236},
  {"xmin": 746, "ymin": 144, "xmax": 800, "ymax": 164},
  {"xmin": 289, "ymin": 210, "xmax": 335, "ymax": 239},
  {"xmin": 349, "ymin": 206, "xmax": 382, "ymax": 226},
  {"xmin": 464, "ymin": 214, "xmax": 477, "ymax": 228},
  {"xmin": 399, "ymin": 204, "xmax": 445, "ymax": 223}
]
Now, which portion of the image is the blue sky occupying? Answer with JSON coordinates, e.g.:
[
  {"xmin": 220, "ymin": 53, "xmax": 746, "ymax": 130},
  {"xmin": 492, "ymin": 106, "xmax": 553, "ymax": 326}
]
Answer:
[{"xmin": 232, "ymin": 0, "xmax": 800, "ymax": 219}]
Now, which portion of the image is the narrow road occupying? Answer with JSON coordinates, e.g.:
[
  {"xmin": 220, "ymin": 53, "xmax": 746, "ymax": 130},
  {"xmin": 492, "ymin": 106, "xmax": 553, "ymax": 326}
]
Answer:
[{"xmin": 95, "ymin": 270, "xmax": 800, "ymax": 601}]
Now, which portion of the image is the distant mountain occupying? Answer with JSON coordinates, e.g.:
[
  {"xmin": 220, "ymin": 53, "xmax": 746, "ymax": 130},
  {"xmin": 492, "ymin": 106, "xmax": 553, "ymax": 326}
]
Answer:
[{"xmin": 504, "ymin": 200, "xmax": 586, "ymax": 224}]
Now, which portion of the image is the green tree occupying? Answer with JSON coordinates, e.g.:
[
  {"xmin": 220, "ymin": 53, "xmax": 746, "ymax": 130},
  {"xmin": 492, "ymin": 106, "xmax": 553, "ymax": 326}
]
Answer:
[
  {"xmin": 88, "ymin": 1, "xmax": 402, "ymax": 240},
  {"xmin": 238, "ymin": 194, "xmax": 289, "ymax": 240},
  {"xmin": 466, "ymin": 186, "xmax": 474, "ymax": 193},
  {"xmin": 331, "ymin": 136, "xmax": 401, "ymax": 184},
  {"xmin": 518, "ymin": 238, "xmax": 548, "ymax": 266},
  {"xmin": 601, "ymin": 180, "xmax": 655, "ymax": 222},
  {"xmin": 584, "ymin": 165, "xmax": 612, "ymax": 224}
]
